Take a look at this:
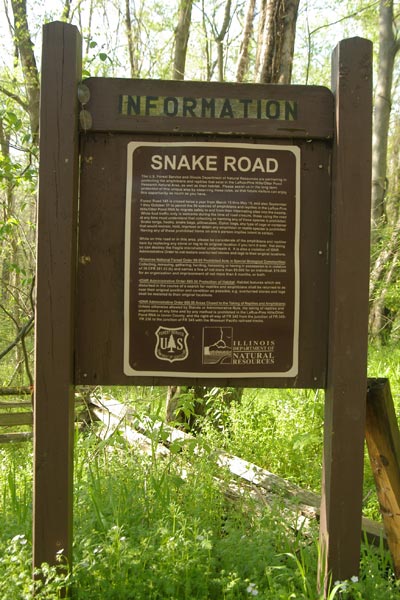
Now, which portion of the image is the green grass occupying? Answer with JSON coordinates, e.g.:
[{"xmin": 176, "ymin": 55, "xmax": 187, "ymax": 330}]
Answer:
[{"xmin": 0, "ymin": 344, "xmax": 399, "ymax": 598}]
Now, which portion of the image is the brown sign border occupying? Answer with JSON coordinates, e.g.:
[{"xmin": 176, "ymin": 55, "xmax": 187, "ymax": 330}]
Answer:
[
  {"xmin": 75, "ymin": 134, "xmax": 330, "ymax": 388},
  {"xmin": 82, "ymin": 77, "xmax": 334, "ymax": 139}
]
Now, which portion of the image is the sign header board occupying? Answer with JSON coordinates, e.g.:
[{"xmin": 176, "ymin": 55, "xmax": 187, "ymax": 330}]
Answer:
[
  {"xmin": 124, "ymin": 141, "xmax": 300, "ymax": 377},
  {"xmin": 82, "ymin": 78, "xmax": 334, "ymax": 139},
  {"xmin": 118, "ymin": 95, "xmax": 298, "ymax": 121}
]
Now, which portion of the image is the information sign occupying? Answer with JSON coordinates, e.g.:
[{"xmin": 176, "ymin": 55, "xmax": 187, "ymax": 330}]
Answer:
[{"xmin": 124, "ymin": 142, "xmax": 300, "ymax": 377}]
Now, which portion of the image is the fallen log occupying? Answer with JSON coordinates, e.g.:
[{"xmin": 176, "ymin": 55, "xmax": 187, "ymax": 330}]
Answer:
[
  {"xmin": 90, "ymin": 396, "xmax": 312, "ymax": 534},
  {"xmin": 90, "ymin": 401, "xmax": 169, "ymax": 457},
  {"xmin": 88, "ymin": 394, "xmax": 385, "ymax": 545}
]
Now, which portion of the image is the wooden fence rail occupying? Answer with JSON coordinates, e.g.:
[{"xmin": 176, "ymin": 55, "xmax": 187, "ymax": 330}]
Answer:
[
  {"xmin": 0, "ymin": 386, "xmax": 31, "ymax": 396},
  {"xmin": 0, "ymin": 390, "xmax": 33, "ymax": 443},
  {"xmin": 0, "ymin": 388, "xmax": 87, "ymax": 443}
]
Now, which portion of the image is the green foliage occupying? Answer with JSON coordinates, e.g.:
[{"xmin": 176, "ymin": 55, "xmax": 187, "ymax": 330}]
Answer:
[
  {"xmin": 0, "ymin": 86, "xmax": 37, "ymax": 387},
  {"xmin": 202, "ymin": 387, "xmax": 324, "ymax": 492},
  {"xmin": 1, "ymin": 343, "xmax": 400, "ymax": 599},
  {"xmin": 0, "ymin": 444, "xmax": 32, "ymax": 535},
  {"xmin": 0, "ymin": 428, "xmax": 397, "ymax": 599}
]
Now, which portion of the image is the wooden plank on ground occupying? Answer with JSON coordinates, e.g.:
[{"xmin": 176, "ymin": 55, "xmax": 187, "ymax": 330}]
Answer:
[
  {"xmin": 88, "ymin": 394, "xmax": 384, "ymax": 546},
  {"xmin": 90, "ymin": 403, "xmax": 169, "ymax": 457}
]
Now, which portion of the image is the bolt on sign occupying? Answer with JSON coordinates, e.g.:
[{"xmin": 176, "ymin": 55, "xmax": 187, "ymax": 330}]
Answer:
[{"xmin": 124, "ymin": 142, "xmax": 300, "ymax": 377}]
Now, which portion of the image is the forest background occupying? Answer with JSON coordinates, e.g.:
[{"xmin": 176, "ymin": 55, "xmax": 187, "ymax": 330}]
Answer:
[{"xmin": 0, "ymin": 0, "xmax": 399, "ymax": 388}]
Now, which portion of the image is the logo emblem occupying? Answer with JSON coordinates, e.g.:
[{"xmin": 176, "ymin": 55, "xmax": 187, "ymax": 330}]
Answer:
[
  {"xmin": 202, "ymin": 327, "xmax": 233, "ymax": 364},
  {"xmin": 155, "ymin": 326, "xmax": 189, "ymax": 363}
]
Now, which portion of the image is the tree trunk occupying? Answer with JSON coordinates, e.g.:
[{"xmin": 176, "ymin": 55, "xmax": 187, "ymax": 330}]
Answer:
[
  {"xmin": 0, "ymin": 9, "xmax": 36, "ymax": 385},
  {"xmin": 254, "ymin": 0, "xmax": 267, "ymax": 78},
  {"xmin": 61, "ymin": 0, "xmax": 72, "ymax": 21},
  {"xmin": 173, "ymin": 0, "xmax": 193, "ymax": 80},
  {"xmin": 371, "ymin": 0, "xmax": 400, "ymax": 239},
  {"xmin": 10, "ymin": 0, "xmax": 40, "ymax": 141},
  {"xmin": 166, "ymin": 385, "xmax": 243, "ymax": 430},
  {"xmin": 215, "ymin": 0, "xmax": 232, "ymax": 82},
  {"xmin": 277, "ymin": 0, "xmax": 299, "ymax": 83},
  {"xmin": 235, "ymin": 0, "xmax": 256, "ymax": 82},
  {"xmin": 369, "ymin": 217, "xmax": 400, "ymax": 338},
  {"xmin": 125, "ymin": 0, "xmax": 137, "ymax": 78},
  {"xmin": 256, "ymin": 0, "xmax": 299, "ymax": 84},
  {"xmin": 369, "ymin": 248, "xmax": 399, "ymax": 339},
  {"xmin": 369, "ymin": 0, "xmax": 400, "ymax": 340},
  {"xmin": 385, "ymin": 117, "xmax": 400, "ymax": 227},
  {"xmin": 84, "ymin": 0, "xmax": 95, "ymax": 56},
  {"xmin": 0, "ymin": 118, "xmax": 13, "ymax": 299}
]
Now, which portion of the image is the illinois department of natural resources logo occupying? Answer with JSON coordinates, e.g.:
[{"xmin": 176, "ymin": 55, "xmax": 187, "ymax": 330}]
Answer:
[
  {"xmin": 155, "ymin": 326, "xmax": 189, "ymax": 363},
  {"xmin": 202, "ymin": 327, "xmax": 233, "ymax": 365}
]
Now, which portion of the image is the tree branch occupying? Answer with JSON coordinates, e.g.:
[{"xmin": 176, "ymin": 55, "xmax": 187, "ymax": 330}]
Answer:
[
  {"xmin": 308, "ymin": 0, "xmax": 380, "ymax": 37},
  {"xmin": 0, "ymin": 84, "xmax": 29, "ymax": 112},
  {"xmin": 0, "ymin": 316, "xmax": 34, "ymax": 362},
  {"xmin": 215, "ymin": 0, "xmax": 232, "ymax": 43}
]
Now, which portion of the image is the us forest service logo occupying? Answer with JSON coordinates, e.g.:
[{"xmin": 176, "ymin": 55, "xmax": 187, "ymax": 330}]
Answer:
[{"xmin": 155, "ymin": 326, "xmax": 189, "ymax": 363}]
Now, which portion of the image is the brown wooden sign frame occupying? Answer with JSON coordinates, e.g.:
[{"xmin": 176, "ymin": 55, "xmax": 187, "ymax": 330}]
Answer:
[
  {"xmin": 34, "ymin": 21, "xmax": 372, "ymax": 597},
  {"xmin": 76, "ymin": 133, "xmax": 332, "ymax": 387}
]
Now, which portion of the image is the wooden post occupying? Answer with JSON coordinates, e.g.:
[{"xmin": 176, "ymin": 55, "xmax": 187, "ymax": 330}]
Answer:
[
  {"xmin": 366, "ymin": 378, "xmax": 400, "ymax": 576},
  {"xmin": 33, "ymin": 22, "xmax": 81, "ymax": 572},
  {"xmin": 318, "ymin": 38, "xmax": 372, "ymax": 594}
]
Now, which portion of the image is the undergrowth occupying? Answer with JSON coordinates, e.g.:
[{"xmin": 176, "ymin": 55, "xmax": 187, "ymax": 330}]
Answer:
[{"xmin": 0, "ymin": 344, "xmax": 399, "ymax": 598}]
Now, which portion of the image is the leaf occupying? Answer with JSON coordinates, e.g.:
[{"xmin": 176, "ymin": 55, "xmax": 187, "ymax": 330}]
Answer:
[{"xmin": 292, "ymin": 431, "xmax": 320, "ymax": 452}]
